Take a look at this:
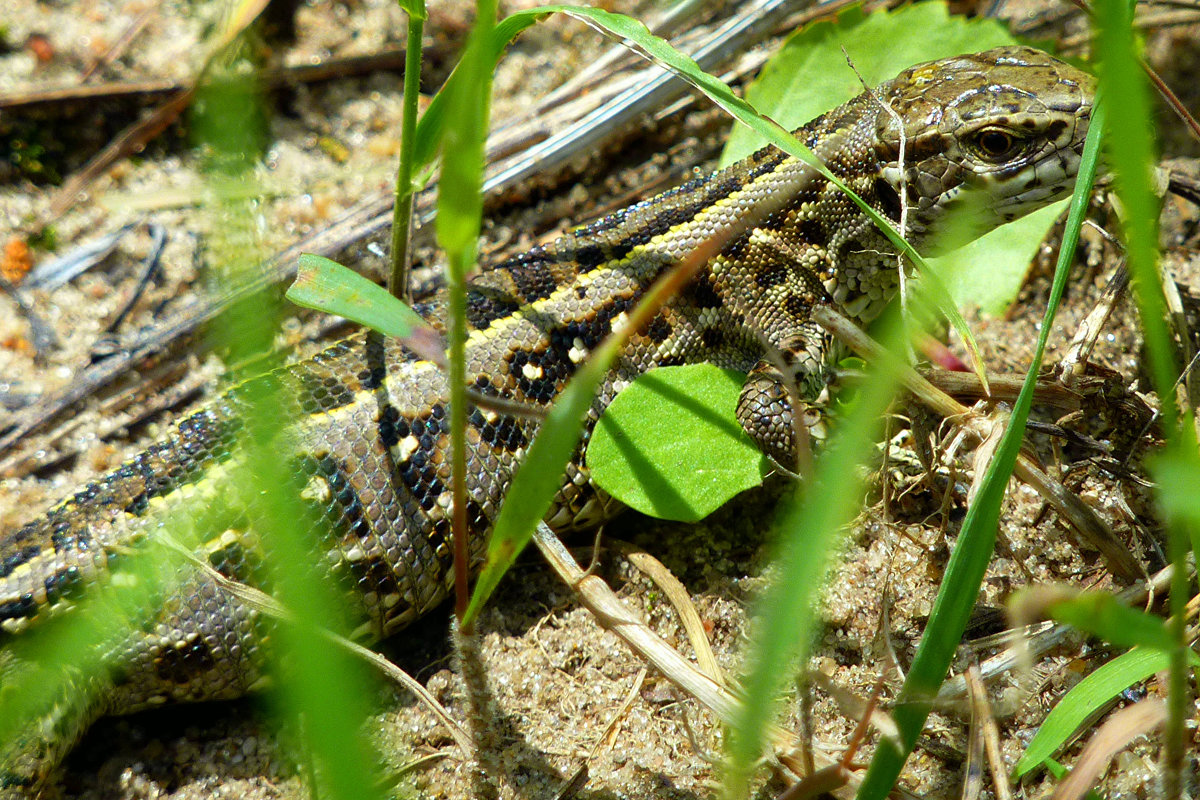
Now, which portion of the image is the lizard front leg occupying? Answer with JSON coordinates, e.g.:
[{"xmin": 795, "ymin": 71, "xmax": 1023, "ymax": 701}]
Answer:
[
  {"xmin": 708, "ymin": 216, "xmax": 845, "ymax": 470},
  {"xmin": 735, "ymin": 322, "xmax": 836, "ymax": 470}
]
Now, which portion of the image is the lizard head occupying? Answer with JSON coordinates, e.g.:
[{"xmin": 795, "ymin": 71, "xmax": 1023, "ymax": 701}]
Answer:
[{"xmin": 872, "ymin": 46, "xmax": 1096, "ymax": 254}]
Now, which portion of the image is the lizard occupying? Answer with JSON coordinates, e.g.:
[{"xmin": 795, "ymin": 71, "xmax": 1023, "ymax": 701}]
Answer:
[{"xmin": 0, "ymin": 46, "xmax": 1094, "ymax": 795}]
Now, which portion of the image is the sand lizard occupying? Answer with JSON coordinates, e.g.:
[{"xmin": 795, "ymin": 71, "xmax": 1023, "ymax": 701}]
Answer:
[{"xmin": 0, "ymin": 46, "xmax": 1094, "ymax": 794}]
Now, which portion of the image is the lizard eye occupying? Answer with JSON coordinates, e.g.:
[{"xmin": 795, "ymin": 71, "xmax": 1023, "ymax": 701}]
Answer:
[{"xmin": 970, "ymin": 127, "xmax": 1023, "ymax": 162}]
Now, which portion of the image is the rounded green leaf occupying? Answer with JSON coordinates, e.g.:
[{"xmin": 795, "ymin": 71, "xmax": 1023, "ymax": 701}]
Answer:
[{"xmin": 586, "ymin": 364, "xmax": 769, "ymax": 523}]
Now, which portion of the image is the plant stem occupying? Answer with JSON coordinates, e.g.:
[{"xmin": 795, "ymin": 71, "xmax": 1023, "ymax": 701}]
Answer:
[{"xmin": 389, "ymin": 13, "xmax": 424, "ymax": 302}]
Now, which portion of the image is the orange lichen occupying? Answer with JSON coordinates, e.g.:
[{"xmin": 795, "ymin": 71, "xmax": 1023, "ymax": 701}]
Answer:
[{"xmin": 1, "ymin": 237, "xmax": 33, "ymax": 285}]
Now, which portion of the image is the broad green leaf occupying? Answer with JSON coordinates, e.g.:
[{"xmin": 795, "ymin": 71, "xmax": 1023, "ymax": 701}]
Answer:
[
  {"xmin": 927, "ymin": 202, "xmax": 1065, "ymax": 313},
  {"xmin": 586, "ymin": 365, "xmax": 769, "ymax": 522},
  {"xmin": 1015, "ymin": 647, "xmax": 1200, "ymax": 777}
]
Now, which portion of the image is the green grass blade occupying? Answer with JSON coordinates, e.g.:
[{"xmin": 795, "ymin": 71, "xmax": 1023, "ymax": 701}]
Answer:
[
  {"xmin": 723, "ymin": 310, "xmax": 903, "ymax": 797},
  {"xmin": 1153, "ymin": 452, "xmax": 1200, "ymax": 559},
  {"xmin": 434, "ymin": 18, "xmax": 494, "ymax": 260},
  {"xmin": 1049, "ymin": 594, "xmax": 1177, "ymax": 651},
  {"xmin": 854, "ymin": 95, "xmax": 1108, "ymax": 800},
  {"xmin": 1015, "ymin": 646, "xmax": 1200, "ymax": 778},
  {"xmin": 288, "ymin": 253, "xmax": 444, "ymax": 365},
  {"xmin": 388, "ymin": 1, "xmax": 427, "ymax": 300},
  {"xmin": 459, "ymin": 343, "xmax": 612, "ymax": 628},
  {"xmin": 411, "ymin": 8, "xmax": 548, "ymax": 169},
  {"xmin": 1092, "ymin": 1, "xmax": 1174, "ymax": 426},
  {"xmin": 234, "ymin": 367, "xmax": 383, "ymax": 800},
  {"xmin": 434, "ymin": 0, "xmax": 498, "ymax": 625},
  {"xmin": 1092, "ymin": 1, "xmax": 1196, "ymax": 791},
  {"xmin": 460, "ymin": 253, "xmax": 715, "ymax": 627},
  {"xmin": 463, "ymin": 207, "xmax": 782, "ymax": 628},
  {"xmin": 197, "ymin": 60, "xmax": 385, "ymax": 797}
]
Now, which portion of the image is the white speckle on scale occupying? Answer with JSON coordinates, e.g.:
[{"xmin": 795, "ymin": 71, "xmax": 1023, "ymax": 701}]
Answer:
[{"xmin": 396, "ymin": 435, "xmax": 420, "ymax": 462}]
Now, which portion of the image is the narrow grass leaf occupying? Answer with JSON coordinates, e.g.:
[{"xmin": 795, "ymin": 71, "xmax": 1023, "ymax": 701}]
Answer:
[
  {"xmin": 434, "ymin": 0, "xmax": 498, "ymax": 624},
  {"xmin": 855, "ymin": 96, "xmax": 1107, "ymax": 800},
  {"xmin": 234, "ymin": 365, "xmax": 382, "ymax": 800},
  {"xmin": 1152, "ymin": 449, "xmax": 1200, "ymax": 559},
  {"xmin": 1092, "ymin": 1, "xmax": 1173, "ymax": 424},
  {"xmin": 724, "ymin": 310, "xmax": 903, "ymax": 797},
  {"xmin": 411, "ymin": 9, "xmax": 552, "ymax": 169},
  {"xmin": 461, "ymin": 334, "xmax": 618, "ymax": 628},
  {"xmin": 287, "ymin": 253, "xmax": 444, "ymax": 364},
  {"xmin": 199, "ymin": 61, "xmax": 382, "ymax": 799},
  {"xmin": 435, "ymin": 20, "xmax": 492, "ymax": 259},
  {"xmin": 586, "ymin": 365, "xmax": 768, "ymax": 522},
  {"xmin": 1093, "ymin": 3, "xmax": 1196, "ymax": 789},
  {"xmin": 1051, "ymin": 595, "xmax": 1177, "ymax": 651},
  {"xmin": 388, "ymin": 0, "xmax": 428, "ymax": 298},
  {"xmin": 1015, "ymin": 646, "xmax": 1199, "ymax": 777}
]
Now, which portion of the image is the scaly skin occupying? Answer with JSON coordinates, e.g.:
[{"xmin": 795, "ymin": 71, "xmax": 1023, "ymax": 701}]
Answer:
[{"xmin": 0, "ymin": 46, "xmax": 1094, "ymax": 795}]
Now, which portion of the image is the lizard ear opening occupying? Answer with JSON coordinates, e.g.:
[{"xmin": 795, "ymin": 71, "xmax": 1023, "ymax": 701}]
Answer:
[{"xmin": 873, "ymin": 176, "xmax": 903, "ymax": 223}]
